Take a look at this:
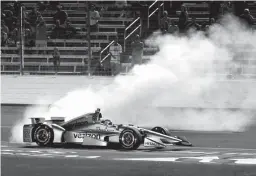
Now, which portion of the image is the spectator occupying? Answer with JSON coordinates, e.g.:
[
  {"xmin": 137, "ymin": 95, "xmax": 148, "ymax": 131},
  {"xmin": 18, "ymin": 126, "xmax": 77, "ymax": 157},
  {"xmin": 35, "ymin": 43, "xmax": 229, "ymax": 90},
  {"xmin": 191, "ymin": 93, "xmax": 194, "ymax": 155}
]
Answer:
[
  {"xmin": 4, "ymin": 10, "xmax": 17, "ymax": 31},
  {"xmin": 36, "ymin": 19, "xmax": 47, "ymax": 53},
  {"xmin": 240, "ymin": 9, "xmax": 255, "ymax": 27},
  {"xmin": 160, "ymin": 11, "xmax": 172, "ymax": 32},
  {"xmin": 37, "ymin": 1, "xmax": 48, "ymax": 12},
  {"xmin": 168, "ymin": 20, "xmax": 179, "ymax": 34},
  {"xmin": 1, "ymin": 30, "xmax": 8, "ymax": 47},
  {"xmin": 209, "ymin": 18, "xmax": 215, "ymax": 25},
  {"xmin": 13, "ymin": 1, "xmax": 21, "ymax": 17},
  {"xmin": 24, "ymin": 28, "xmax": 33, "ymax": 47},
  {"xmin": 1, "ymin": 21, "xmax": 9, "ymax": 36},
  {"xmin": 109, "ymin": 37, "xmax": 123, "ymax": 76},
  {"xmin": 131, "ymin": 34, "xmax": 144, "ymax": 67},
  {"xmin": 200, "ymin": 22, "xmax": 209, "ymax": 32},
  {"xmin": 65, "ymin": 21, "xmax": 77, "ymax": 39},
  {"xmin": 7, "ymin": 27, "xmax": 18, "ymax": 47},
  {"xmin": 89, "ymin": 5, "xmax": 100, "ymax": 32},
  {"xmin": 178, "ymin": 5, "xmax": 189, "ymax": 33},
  {"xmin": 54, "ymin": 5, "xmax": 68, "ymax": 26},
  {"xmin": 115, "ymin": 0, "xmax": 127, "ymax": 17},
  {"xmin": 28, "ymin": 6, "xmax": 41, "ymax": 28},
  {"xmin": 225, "ymin": 2, "xmax": 235, "ymax": 15},
  {"xmin": 186, "ymin": 17, "xmax": 201, "ymax": 32},
  {"xmin": 52, "ymin": 47, "xmax": 60, "ymax": 75},
  {"xmin": 51, "ymin": 20, "xmax": 66, "ymax": 39},
  {"xmin": 28, "ymin": 6, "xmax": 41, "ymax": 25}
]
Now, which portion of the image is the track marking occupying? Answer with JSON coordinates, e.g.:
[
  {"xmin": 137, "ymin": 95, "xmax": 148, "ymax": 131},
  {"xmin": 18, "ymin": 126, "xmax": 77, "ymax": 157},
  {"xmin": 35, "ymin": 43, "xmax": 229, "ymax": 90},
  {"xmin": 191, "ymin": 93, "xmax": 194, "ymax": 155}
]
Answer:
[
  {"xmin": 18, "ymin": 153, "xmax": 31, "ymax": 156},
  {"xmin": 65, "ymin": 155, "xmax": 79, "ymax": 158},
  {"xmin": 84, "ymin": 156, "xmax": 101, "ymax": 159},
  {"xmin": 190, "ymin": 146, "xmax": 256, "ymax": 151},
  {"xmin": 1, "ymin": 149, "xmax": 15, "ymax": 152},
  {"xmin": 179, "ymin": 156, "xmax": 219, "ymax": 163},
  {"xmin": 32, "ymin": 154, "xmax": 54, "ymax": 157},
  {"xmin": 114, "ymin": 157, "xmax": 180, "ymax": 162},
  {"xmin": 2, "ymin": 152, "xmax": 14, "ymax": 155},
  {"xmin": 167, "ymin": 151, "xmax": 219, "ymax": 154},
  {"xmin": 48, "ymin": 151, "xmax": 65, "ymax": 154},
  {"xmin": 29, "ymin": 151, "xmax": 42, "ymax": 153},
  {"xmin": 231, "ymin": 159, "xmax": 256, "ymax": 164}
]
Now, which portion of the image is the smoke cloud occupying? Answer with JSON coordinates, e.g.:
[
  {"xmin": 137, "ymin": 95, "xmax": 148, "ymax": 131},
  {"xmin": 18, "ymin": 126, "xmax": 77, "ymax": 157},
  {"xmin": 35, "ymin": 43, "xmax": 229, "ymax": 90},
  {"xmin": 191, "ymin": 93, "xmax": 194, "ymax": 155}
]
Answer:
[{"xmin": 10, "ymin": 14, "xmax": 256, "ymax": 143}]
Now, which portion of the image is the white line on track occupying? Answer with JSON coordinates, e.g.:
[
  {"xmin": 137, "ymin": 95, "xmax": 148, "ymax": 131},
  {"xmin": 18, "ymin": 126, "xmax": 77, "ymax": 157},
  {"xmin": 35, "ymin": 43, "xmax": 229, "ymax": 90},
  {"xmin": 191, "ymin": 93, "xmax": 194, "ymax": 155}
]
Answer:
[
  {"xmin": 48, "ymin": 151, "xmax": 65, "ymax": 154},
  {"xmin": 32, "ymin": 154, "xmax": 54, "ymax": 157},
  {"xmin": 29, "ymin": 151, "xmax": 42, "ymax": 153},
  {"xmin": 231, "ymin": 159, "xmax": 256, "ymax": 164},
  {"xmin": 167, "ymin": 151, "xmax": 219, "ymax": 154},
  {"xmin": 18, "ymin": 153, "xmax": 31, "ymax": 156},
  {"xmin": 187, "ymin": 146, "xmax": 256, "ymax": 151},
  {"xmin": 65, "ymin": 155, "xmax": 79, "ymax": 158},
  {"xmin": 114, "ymin": 157, "xmax": 180, "ymax": 162},
  {"xmin": 179, "ymin": 156, "xmax": 219, "ymax": 163},
  {"xmin": 1, "ymin": 149, "xmax": 15, "ymax": 152},
  {"xmin": 1, "ymin": 152, "xmax": 14, "ymax": 155},
  {"xmin": 84, "ymin": 156, "xmax": 101, "ymax": 159}
]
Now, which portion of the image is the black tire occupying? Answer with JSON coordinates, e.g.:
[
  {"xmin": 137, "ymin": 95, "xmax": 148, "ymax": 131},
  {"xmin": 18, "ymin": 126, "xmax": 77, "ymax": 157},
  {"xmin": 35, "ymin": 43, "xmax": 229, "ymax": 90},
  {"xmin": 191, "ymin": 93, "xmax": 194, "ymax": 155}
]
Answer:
[
  {"xmin": 33, "ymin": 125, "xmax": 54, "ymax": 147},
  {"xmin": 151, "ymin": 126, "xmax": 171, "ymax": 136},
  {"xmin": 119, "ymin": 128, "xmax": 142, "ymax": 150}
]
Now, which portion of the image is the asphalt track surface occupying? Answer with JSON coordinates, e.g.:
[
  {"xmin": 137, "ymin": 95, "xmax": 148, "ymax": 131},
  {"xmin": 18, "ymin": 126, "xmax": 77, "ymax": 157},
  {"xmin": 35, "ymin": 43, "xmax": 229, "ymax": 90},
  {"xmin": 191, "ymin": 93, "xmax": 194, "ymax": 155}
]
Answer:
[{"xmin": 1, "ymin": 105, "xmax": 256, "ymax": 176}]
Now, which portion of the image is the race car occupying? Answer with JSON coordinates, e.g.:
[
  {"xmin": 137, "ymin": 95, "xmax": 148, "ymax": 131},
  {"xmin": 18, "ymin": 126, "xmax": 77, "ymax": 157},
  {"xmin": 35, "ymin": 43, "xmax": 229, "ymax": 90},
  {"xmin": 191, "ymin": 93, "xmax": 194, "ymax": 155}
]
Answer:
[{"xmin": 23, "ymin": 108, "xmax": 192, "ymax": 150}]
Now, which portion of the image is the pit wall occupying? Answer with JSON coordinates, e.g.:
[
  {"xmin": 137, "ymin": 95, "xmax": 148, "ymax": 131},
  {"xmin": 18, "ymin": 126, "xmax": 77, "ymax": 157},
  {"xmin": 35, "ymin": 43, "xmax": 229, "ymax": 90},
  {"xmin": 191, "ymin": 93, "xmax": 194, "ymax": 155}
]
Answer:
[{"xmin": 1, "ymin": 75, "xmax": 256, "ymax": 109}]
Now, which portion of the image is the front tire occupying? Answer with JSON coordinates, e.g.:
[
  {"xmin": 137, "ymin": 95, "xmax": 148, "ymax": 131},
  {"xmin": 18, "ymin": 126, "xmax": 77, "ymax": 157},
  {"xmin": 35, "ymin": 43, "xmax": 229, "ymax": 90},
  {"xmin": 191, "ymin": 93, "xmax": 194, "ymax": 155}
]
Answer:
[
  {"xmin": 119, "ymin": 128, "xmax": 142, "ymax": 150},
  {"xmin": 151, "ymin": 126, "xmax": 171, "ymax": 136},
  {"xmin": 33, "ymin": 125, "xmax": 54, "ymax": 147}
]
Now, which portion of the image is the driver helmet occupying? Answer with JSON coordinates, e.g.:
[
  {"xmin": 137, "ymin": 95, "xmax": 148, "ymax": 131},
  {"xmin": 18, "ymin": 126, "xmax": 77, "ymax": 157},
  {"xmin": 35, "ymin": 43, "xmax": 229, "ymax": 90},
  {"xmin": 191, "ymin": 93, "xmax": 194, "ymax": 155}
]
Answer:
[{"xmin": 95, "ymin": 108, "xmax": 100, "ymax": 113}]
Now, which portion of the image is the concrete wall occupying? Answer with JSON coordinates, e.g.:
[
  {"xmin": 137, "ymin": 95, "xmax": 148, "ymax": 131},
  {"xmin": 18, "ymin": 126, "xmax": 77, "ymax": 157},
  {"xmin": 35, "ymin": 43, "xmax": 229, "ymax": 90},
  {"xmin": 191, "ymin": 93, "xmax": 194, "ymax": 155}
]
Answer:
[
  {"xmin": 1, "ymin": 75, "xmax": 114, "ymax": 105},
  {"xmin": 1, "ymin": 75, "xmax": 256, "ymax": 109}
]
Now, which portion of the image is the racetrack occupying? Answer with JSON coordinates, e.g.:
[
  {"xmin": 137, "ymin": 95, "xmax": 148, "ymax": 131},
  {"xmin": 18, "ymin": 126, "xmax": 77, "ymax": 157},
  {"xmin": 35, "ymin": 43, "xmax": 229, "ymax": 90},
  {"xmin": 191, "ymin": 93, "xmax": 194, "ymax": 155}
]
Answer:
[{"xmin": 1, "ymin": 105, "xmax": 256, "ymax": 176}]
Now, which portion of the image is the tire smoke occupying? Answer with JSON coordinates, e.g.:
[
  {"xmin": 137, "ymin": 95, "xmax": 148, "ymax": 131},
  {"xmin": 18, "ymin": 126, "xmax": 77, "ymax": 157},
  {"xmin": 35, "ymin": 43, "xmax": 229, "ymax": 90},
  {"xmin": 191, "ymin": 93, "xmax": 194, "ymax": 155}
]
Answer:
[{"xmin": 9, "ymin": 15, "xmax": 256, "ymax": 143}]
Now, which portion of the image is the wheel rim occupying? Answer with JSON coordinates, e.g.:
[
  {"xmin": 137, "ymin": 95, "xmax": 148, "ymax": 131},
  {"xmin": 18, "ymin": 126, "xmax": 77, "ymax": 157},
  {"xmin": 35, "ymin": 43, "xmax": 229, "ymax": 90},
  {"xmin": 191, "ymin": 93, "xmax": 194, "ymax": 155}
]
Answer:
[
  {"xmin": 121, "ymin": 131, "xmax": 135, "ymax": 147},
  {"xmin": 36, "ymin": 128, "xmax": 49, "ymax": 143}
]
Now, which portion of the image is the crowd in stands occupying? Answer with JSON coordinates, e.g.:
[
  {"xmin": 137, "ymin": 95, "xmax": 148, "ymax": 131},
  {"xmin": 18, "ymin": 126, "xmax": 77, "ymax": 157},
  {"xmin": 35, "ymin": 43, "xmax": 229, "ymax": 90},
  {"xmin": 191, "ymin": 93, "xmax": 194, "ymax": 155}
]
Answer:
[
  {"xmin": 1, "ymin": 1, "xmax": 256, "ymax": 76},
  {"xmin": 159, "ymin": 1, "xmax": 255, "ymax": 36}
]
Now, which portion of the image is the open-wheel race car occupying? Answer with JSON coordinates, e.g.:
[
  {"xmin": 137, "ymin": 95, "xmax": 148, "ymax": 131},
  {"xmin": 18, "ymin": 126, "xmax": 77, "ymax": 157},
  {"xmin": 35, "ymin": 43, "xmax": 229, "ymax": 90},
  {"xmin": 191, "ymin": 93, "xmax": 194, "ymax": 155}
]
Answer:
[{"xmin": 23, "ymin": 108, "xmax": 192, "ymax": 150}]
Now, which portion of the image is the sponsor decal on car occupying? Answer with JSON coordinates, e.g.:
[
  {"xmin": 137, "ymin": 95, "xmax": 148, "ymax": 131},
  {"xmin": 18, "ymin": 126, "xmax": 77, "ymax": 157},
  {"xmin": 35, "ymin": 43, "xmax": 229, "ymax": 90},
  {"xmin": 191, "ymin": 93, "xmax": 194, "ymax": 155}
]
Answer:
[
  {"xmin": 144, "ymin": 138, "xmax": 164, "ymax": 147},
  {"xmin": 74, "ymin": 133, "xmax": 100, "ymax": 140}
]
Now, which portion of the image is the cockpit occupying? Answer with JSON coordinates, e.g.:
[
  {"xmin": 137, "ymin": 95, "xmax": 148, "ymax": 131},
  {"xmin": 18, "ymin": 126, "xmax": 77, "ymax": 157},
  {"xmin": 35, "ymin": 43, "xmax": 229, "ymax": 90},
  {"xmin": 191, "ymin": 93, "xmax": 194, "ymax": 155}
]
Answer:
[{"xmin": 61, "ymin": 108, "xmax": 112, "ymax": 129}]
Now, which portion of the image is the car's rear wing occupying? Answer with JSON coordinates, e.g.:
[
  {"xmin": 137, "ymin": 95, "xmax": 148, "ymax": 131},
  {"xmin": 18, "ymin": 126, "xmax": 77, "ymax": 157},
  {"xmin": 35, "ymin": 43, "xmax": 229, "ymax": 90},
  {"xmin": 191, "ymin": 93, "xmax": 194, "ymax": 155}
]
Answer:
[{"xmin": 30, "ymin": 117, "xmax": 45, "ymax": 124}]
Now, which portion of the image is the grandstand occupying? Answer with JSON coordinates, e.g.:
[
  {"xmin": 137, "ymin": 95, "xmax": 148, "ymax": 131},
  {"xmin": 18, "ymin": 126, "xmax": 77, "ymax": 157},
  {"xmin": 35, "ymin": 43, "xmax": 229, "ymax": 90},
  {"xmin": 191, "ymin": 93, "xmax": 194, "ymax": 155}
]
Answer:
[{"xmin": 1, "ymin": 1, "xmax": 256, "ymax": 77}]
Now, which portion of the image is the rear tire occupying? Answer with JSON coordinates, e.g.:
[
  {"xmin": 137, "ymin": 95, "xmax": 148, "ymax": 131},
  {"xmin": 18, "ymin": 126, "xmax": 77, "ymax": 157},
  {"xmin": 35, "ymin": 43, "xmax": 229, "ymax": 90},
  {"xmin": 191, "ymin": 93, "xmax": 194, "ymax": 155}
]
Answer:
[
  {"xmin": 34, "ymin": 125, "xmax": 54, "ymax": 147},
  {"xmin": 119, "ymin": 128, "xmax": 142, "ymax": 150}
]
